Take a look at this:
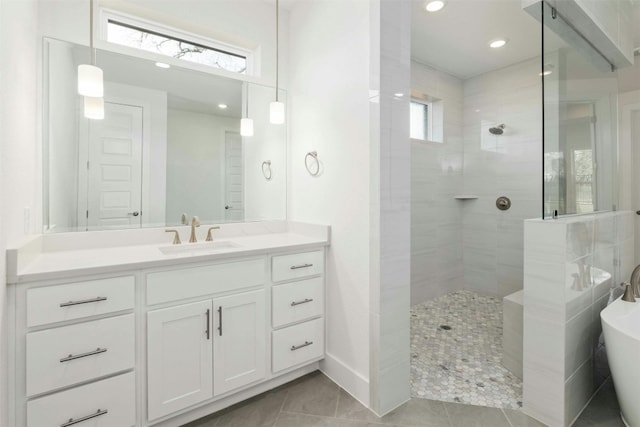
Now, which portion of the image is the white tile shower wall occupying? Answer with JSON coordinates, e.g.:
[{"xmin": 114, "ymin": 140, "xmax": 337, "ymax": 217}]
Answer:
[
  {"xmin": 523, "ymin": 211, "xmax": 634, "ymax": 427},
  {"xmin": 369, "ymin": 0, "xmax": 411, "ymax": 416},
  {"xmin": 462, "ymin": 58, "xmax": 542, "ymax": 298},
  {"xmin": 410, "ymin": 62, "xmax": 464, "ymax": 305}
]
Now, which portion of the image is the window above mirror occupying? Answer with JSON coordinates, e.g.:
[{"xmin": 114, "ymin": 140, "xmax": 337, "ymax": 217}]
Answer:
[{"xmin": 99, "ymin": 10, "xmax": 255, "ymax": 76}]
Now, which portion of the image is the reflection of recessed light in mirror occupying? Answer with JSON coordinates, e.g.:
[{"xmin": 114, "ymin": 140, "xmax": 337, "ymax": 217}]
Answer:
[
  {"xmin": 218, "ymin": 104, "xmax": 228, "ymax": 109},
  {"xmin": 394, "ymin": 93, "xmax": 404, "ymax": 97},
  {"xmin": 489, "ymin": 39, "xmax": 508, "ymax": 48},
  {"xmin": 539, "ymin": 70, "xmax": 553, "ymax": 76},
  {"xmin": 155, "ymin": 62, "xmax": 170, "ymax": 69},
  {"xmin": 425, "ymin": 0, "xmax": 446, "ymax": 12}
]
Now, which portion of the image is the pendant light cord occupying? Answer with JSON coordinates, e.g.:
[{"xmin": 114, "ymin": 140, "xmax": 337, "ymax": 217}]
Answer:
[
  {"xmin": 275, "ymin": 0, "xmax": 279, "ymax": 102},
  {"xmin": 89, "ymin": 0, "xmax": 95, "ymax": 65}
]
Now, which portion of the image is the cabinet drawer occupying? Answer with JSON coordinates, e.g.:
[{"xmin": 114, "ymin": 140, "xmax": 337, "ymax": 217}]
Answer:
[
  {"xmin": 26, "ymin": 314, "xmax": 135, "ymax": 397},
  {"xmin": 272, "ymin": 318, "xmax": 324, "ymax": 373},
  {"xmin": 147, "ymin": 258, "xmax": 265, "ymax": 305},
  {"xmin": 27, "ymin": 371, "xmax": 135, "ymax": 427},
  {"xmin": 272, "ymin": 278, "xmax": 323, "ymax": 328},
  {"xmin": 27, "ymin": 276, "xmax": 135, "ymax": 327},
  {"xmin": 272, "ymin": 251, "xmax": 324, "ymax": 283}
]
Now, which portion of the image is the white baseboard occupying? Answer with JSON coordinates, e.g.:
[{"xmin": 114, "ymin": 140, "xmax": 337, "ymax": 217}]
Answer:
[{"xmin": 320, "ymin": 352, "xmax": 370, "ymax": 408}]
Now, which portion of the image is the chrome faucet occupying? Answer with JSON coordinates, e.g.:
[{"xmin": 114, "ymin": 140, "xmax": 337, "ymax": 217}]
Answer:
[{"xmin": 189, "ymin": 216, "xmax": 200, "ymax": 243}]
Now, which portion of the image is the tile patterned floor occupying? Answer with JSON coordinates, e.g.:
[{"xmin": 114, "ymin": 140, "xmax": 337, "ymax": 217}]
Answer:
[
  {"xmin": 181, "ymin": 371, "xmax": 623, "ymax": 427},
  {"xmin": 411, "ymin": 290, "xmax": 522, "ymax": 409}
]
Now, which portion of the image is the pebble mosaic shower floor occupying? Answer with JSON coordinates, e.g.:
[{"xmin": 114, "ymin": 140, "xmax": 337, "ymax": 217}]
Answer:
[{"xmin": 410, "ymin": 290, "xmax": 523, "ymax": 409}]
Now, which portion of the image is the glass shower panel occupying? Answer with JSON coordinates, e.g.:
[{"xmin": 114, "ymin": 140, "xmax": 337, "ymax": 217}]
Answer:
[{"xmin": 542, "ymin": 3, "xmax": 619, "ymax": 218}]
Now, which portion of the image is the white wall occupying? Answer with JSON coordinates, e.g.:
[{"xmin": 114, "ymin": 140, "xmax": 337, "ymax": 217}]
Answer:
[
  {"xmin": 0, "ymin": 1, "xmax": 40, "ymax": 425},
  {"xmin": 288, "ymin": 0, "xmax": 373, "ymax": 407},
  {"xmin": 462, "ymin": 58, "xmax": 542, "ymax": 298},
  {"xmin": 410, "ymin": 61, "xmax": 464, "ymax": 305},
  {"xmin": 166, "ymin": 109, "xmax": 238, "ymax": 224}
]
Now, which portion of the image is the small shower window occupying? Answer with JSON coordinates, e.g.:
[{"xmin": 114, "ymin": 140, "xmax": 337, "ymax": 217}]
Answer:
[{"xmin": 410, "ymin": 100, "xmax": 431, "ymax": 140}]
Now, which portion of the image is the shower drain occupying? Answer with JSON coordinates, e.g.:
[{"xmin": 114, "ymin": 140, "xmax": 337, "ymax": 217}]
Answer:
[{"xmin": 439, "ymin": 325, "xmax": 452, "ymax": 330}]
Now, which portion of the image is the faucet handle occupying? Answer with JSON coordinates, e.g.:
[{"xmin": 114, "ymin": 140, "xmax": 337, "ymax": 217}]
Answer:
[
  {"xmin": 622, "ymin": 282, "xmax": 636, "ymax": 302},
  {"xmin": 206, "ymin": 226, "xmax": 221, "ymax": 242},
  {"xmin": 165, "ymin": 229, "xmax": 181, "ymax": 245},
  {"xmin": 192, "ymin": 216, "xmax": 200, "ymax": 227}
]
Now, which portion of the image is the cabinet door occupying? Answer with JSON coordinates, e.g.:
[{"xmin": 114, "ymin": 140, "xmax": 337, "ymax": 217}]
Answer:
[
  {"xmin": 147, "ymin": 300, "xmax": 213, "ymax": 421},
  {"xmin": 213, "ymin": 289, "xmax": 266, "ymax": 396}
]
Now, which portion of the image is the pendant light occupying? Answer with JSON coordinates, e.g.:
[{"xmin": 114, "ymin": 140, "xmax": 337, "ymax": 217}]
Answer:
[
  {"xmin": 79, "ymin": 0, "xmax": 104, "ymax": 119},
  {"xmin": 269, "ymin": 0, "xmax": 285, "ymax": 124},
  {"xmin": 241, "ymin": 84, "xmax": 254, "ymax": 136}
]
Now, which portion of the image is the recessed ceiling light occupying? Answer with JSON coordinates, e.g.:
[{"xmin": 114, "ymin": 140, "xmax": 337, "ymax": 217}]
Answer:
[
  {"xmin": 155, "ymin": 62, "xmax": 170, "ymax": 69},
  {"xmin": 218, "ymin": 104, "xmax": 228, "ymax": 109},
  {"xmin": 489, "ymin": 39, "xmax": 508, "ymax": 49},
  {"xmin": 425, "ymin": 0, "xmax": 446, "ymax": 12},
  {"xmin": 539, "ymin": 70, "xmax": 553, "ymax": 76},
  {"xmin": 394, "ymin": 93, "xmax": 404, "ymax": 97}
]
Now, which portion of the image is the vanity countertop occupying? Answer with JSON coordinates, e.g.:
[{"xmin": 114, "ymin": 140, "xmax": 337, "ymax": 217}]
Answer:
[{"xmin": 7, "ymin": 221, "xmax": 330, "ymax": 284}]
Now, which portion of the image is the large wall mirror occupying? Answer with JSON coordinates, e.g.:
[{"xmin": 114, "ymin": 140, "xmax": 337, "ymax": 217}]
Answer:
[{"xmin": 43, "ymin": 38, "xmax": 286, "ymax": 232}]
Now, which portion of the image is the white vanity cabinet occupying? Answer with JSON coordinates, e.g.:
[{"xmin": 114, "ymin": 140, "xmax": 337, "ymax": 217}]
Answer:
[
  {"xmin": 10, "ymin": 242, "xmax": 327, "ymax": 427},
  {"xmin": 147, "ymin": 300, "xmax": 214, "ymax": 421},
  {"xmin": 13, "ymin": 275, "xmax": 136, "ymax": 427}
]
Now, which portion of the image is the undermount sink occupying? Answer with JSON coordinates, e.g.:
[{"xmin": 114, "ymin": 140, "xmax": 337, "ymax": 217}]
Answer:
[{"xmin": 159, "ymin": 240, "xmax": 241, "ymax": 255}]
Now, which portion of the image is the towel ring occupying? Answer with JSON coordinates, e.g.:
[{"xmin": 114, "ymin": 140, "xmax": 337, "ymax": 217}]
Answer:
[
  {"xmin": 262, "ymin": 160, "xmax": 272, "ymax": 180},
  {"xmin": 305, "ymin": 151, "xmax": 320, "ymax": 176}
]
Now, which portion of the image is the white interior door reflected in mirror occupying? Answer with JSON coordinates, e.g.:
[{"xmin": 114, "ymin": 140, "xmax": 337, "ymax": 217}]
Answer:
[
  {"xmin": 224, "ymin": 132, "xmax": 244, "ymax": 222},
  {"xmin": 78, "ymin": 102, "xmax": 144, "ymax": 230}
]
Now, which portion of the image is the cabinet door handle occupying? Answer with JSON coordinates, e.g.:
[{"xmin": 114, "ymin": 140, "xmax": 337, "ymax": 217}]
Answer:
[
  {"xmin": 60, "ymin": 347, "xmax": 107, "ymax": 363},
  {"xmin": 59, "ymin": 296, "xmax": 107, "ymax": 307},
  {"xmin": 217, "ymin": 306, "xmax": 223, "ymax": 336},
  {"xmin": 291, "ymin": 298, "xmax": 314, "ymax": 307},
  {"xmin": 291, "ymin": 341, "xmax": 313, "ymax": 351},
  {"xmin": 205, "ymin": 309, "xmax": 211, "ymax": 340},
  {"xmin": 290, "ymin": 263, "xmax": 313, "ymax": 270},
  {"xmin": 60, "ymin": 409, "xmax": 108, "ymax": 427}
]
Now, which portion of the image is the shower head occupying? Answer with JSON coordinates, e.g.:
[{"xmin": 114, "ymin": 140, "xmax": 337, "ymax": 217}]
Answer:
[{"xmin": 489, "ymin": 124, "xmax": 505, "ymax": 135}]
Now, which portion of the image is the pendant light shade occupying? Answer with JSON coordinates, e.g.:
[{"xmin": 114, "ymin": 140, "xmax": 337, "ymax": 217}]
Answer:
[
  {"xmin": 78, "ymin": 64, "xmax": 103, "ymax": 97},
  {"xmin": 269, "ymin": 101, "xmax": 285, "ymax": 125},
  {"xmin": 270, "ymin": 0, "xmax": 285, "ymax": 125},
  {"xmin": 241, "ymin": 118, "xmax": 254, "ymax": 137},
  {"xmin": 84, "ymin": 96, "xmax": 104, "ymax": 120}
]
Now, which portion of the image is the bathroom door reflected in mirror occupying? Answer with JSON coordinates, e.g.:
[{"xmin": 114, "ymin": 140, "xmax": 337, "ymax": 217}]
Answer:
[{"xmin": 44, "ymin": 38, "xmax": 286, "ymax": 232}]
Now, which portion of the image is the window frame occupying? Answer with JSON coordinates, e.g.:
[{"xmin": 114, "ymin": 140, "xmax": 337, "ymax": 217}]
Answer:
[
  {"xmin": 410, "ymin": 98, "xmax": 434, "ymax": 142},
  {"xmin": 97, "ymin": 9, "xmax": 256, "ymax": 77}
]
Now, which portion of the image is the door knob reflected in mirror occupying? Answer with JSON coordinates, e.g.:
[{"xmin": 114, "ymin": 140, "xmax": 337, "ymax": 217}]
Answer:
[
  {"xmin": 128, "ymin": 211, "xmax": 140, "ymax": 217},
  {"xmin": 225, "ymin": 206, "xmax": 233, "ymax": 210}
]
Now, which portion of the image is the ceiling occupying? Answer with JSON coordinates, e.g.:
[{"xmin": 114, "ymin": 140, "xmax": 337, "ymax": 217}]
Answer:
[
  {"xmin": 411, "ymin": 0, "xmax": 547, "ymax": 80},
  {"xmin": 412, "ymin": 0, "xmax": 640, "ymax": 81}
]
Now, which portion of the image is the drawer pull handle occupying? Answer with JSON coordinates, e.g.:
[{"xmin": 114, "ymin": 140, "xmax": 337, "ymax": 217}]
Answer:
[
  {"xmin": 205, "ymin": 309, "xmax": 211, "ymax": 340},
  {"xmin": 60, "ymin": 347, "xmax": 107, "ymax": 363},
  {"xmin": 60, "ymin": 409, "xmax": 108, "ymax": 427},
  {"xmin": 291, "ymin": 298, "xmax": 314, "ymax": 307},
  {"xmin": 59, "ymin": 296, "xmax": 107, "ymax": 307},
  {"xmin": 218, "ymin": 306, "xmax": 223, "ymax": 336},
  {"xmin": 291, "ymin": 341, "xmax": 313, "ymax": 351},
  {"xmin": 290, "ymin": 263, "xmax": 313, "ymax": 270}
]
